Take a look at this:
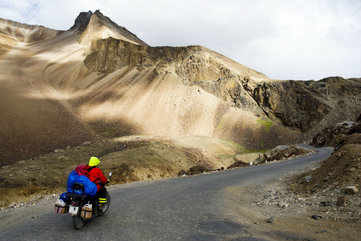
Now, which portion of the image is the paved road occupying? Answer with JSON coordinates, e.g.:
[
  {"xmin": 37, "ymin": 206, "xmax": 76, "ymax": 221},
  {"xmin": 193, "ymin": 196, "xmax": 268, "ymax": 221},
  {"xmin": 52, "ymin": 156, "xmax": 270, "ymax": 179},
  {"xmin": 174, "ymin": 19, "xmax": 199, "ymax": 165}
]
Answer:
[{"xmin": 0, "ymin": 147, "xmax": 332, "ymax": 241}]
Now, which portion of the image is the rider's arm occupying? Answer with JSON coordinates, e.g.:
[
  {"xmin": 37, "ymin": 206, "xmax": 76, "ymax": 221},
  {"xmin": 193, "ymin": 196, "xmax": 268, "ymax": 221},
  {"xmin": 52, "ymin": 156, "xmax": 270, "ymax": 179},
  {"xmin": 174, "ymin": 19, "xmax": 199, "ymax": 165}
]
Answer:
[{"xmin": 96, "ymin": 168, "xmax": 108, "ymax": 185}]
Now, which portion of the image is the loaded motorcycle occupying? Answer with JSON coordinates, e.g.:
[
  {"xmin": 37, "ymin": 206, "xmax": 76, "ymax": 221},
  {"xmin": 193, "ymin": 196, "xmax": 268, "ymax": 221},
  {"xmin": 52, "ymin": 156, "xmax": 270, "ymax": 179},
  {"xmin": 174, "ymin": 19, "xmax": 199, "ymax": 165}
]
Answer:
[{"xmin": 55, "ymin": 173, "xmax": 112, "ymax": 230}]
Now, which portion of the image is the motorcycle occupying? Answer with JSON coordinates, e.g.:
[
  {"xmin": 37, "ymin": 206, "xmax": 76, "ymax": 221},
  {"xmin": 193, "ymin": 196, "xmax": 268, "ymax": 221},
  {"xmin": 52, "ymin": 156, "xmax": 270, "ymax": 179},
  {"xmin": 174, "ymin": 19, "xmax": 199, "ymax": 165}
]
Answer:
[{"xmin": 55, "ymin": 172, "xmax": 112, "ymax": 230}]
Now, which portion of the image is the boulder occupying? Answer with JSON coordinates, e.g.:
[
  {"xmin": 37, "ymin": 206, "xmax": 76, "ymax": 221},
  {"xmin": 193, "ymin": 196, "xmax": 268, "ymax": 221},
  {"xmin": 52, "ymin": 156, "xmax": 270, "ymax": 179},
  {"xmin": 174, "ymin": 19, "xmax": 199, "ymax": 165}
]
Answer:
[
  {"xmin": 265, "ymin": 217, "xmax": 274, "ymax": 224},
  {"xmin": 227, "ymin": 161, "xmax": 248, "ymax": 169},
  {"xmin": 343, "ymin": 186, "xmax": 359, "ymax": 195},
  {"xmin": 311, "ymin": 215, "xmax": 322, "ymax": 220},
  {"xmin": 311, "ymin": 121, "xmax": 360, "ymax": 147},
  {"xmin": 336, "ymin": 196, "xmax": 347, "ymax": 207},
  {"xmin": 178, "ymin": 170, "xmax": 187, "ymax": 176},
  {"xmin": 187, "ymin": 165, "xmax": 209, "ymax": 175},
  {"xmin": 349, "ymin": 123, "xmax": 361, "ymax": 134},
  {"xmin": 82, "ymin": 141, "xmax": 92, "ymax": 146},
  {"xmin": 262, "ymin": 145, "xmax": 310, "ymax": 163}
]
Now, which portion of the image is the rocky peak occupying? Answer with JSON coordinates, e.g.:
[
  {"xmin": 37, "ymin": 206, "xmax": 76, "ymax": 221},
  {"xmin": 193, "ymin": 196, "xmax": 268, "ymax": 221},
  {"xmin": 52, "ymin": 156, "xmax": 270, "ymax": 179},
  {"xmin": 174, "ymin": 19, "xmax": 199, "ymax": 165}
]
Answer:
[
  {"xmin": 70, "ymin": 10, "xmax": 92, "ymax": 31},
  {"xmin": 72, "ymin": 10, "xmax": 147, "ymax": 47}
]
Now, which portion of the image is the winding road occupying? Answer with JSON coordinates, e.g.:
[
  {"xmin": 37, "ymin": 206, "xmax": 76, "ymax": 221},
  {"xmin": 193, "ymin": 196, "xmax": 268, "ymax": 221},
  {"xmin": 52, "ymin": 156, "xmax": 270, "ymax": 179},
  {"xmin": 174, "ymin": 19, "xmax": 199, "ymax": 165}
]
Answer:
[{"xmin": 0, "ymin": 147, "xmax": 333, "ymax": 241}]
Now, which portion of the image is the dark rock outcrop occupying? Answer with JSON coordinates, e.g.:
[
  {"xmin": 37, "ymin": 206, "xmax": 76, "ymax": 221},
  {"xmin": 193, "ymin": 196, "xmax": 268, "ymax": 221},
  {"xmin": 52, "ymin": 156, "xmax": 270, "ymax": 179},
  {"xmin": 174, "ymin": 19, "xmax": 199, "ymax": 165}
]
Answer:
[
  {"xmin": 70, "ymin": 11, "xmax": 92, "ymax": 31},
  {"xmin": 262, "ymin": 145, "xmax": 311, "ymax": 162},
  {"xmin": 227, "ymin": 161, "xmax": 248, "ymax": 169},
  {"xmin": 312, "ymin": 121, "xmax": 361, "ymax": 147},
  {"xmin": 186, "ymin": 165, "xmax": 210, "ymax": 175},
  {"xmin": 249, "ymin": 81, "xmax": 330, "ymax": 131}
]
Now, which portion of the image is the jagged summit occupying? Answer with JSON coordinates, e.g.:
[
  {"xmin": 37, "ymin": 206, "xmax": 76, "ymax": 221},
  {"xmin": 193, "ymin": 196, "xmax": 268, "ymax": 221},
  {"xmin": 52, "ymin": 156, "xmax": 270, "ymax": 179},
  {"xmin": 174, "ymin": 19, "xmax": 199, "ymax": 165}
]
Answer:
[
  {"xmin": 71, "ymin": 10, "xmax": 148, "ymax": 46},
  {"xmin": 70, "ymin": 11, "xmax": 92, "ymax": 31}
]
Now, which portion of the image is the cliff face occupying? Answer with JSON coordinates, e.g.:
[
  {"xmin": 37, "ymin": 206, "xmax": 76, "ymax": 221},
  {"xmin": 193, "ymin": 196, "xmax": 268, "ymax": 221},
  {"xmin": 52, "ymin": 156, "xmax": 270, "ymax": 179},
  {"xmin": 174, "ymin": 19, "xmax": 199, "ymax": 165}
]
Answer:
[
  {"xmin": 249, "ymin": 81, "xmax": 331, "ymax": 131},
  {"xmin": 84, "ymin": 37, "xmax": 268, "ymax": 114},
  {"xmin": 83, "ymin": 37, "xmax": 361, "ymax": 135},
  {"xmin": 245, "ymin": 77, "xmax": 361, "ymax": 134}
]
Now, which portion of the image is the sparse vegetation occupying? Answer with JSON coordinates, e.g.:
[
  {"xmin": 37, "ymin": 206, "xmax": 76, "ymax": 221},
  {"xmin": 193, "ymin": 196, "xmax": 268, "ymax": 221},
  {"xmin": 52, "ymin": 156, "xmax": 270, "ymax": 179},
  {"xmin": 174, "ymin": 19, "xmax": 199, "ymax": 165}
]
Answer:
[
  {"xmin": 257, "ymin": 118, "xmax": 273, "ymax": 132},
  {"xmin": 0, "ymin": 136, "xmax": 237, "ymax": 207}
]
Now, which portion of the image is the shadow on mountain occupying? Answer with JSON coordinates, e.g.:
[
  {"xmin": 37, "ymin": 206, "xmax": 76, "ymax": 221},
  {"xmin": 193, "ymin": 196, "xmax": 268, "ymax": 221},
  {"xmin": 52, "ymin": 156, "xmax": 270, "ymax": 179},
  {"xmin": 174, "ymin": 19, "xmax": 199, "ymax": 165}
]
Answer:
[{"xmin": 0, "ymin": 85, "xmax": 91, "ymax": 164}]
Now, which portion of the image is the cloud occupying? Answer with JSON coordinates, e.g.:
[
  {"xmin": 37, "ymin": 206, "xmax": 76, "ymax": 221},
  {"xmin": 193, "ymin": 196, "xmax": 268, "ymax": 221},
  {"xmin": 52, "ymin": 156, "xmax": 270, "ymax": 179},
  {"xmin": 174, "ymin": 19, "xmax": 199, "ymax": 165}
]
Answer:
[{"xmin": 1, "ymin": 0, "xmax": 360, "ymax": 80}]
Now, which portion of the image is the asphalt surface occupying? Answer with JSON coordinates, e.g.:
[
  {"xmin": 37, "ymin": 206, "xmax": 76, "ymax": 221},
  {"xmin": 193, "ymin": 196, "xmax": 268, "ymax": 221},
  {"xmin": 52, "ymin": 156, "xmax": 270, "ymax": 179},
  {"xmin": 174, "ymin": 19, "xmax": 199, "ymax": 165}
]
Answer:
[{"xmin": 0, "ymin": 146, "xmax": 333, "ymax": 241}]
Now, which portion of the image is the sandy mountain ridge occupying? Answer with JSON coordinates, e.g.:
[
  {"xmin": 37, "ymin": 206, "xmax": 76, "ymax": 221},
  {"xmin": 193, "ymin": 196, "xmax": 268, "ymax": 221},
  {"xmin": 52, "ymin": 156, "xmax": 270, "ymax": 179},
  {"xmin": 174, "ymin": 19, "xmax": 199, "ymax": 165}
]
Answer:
[{"xmin": 0, "ymin": 10, "xmax": 361, "ymax": 165}]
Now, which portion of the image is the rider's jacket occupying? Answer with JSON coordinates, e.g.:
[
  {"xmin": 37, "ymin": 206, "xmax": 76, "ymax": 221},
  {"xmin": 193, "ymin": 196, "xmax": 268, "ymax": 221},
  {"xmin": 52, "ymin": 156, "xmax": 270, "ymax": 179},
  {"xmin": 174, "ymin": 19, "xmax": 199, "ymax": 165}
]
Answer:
[
  {"xmin": 75, "ymin": 165, "xmax": 107, "ymax": 192},
  {"xmin": 87, "ymin": 166, "xmax": 107, "ymax": 191}
]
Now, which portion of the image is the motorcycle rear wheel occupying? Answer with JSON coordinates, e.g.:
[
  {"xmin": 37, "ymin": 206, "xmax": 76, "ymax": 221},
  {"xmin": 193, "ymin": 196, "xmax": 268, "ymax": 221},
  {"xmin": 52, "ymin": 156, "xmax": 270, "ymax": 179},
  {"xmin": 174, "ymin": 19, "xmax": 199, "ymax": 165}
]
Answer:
[{"xmin": 72, "ymin": 215, "xmax": 86, "ymax": 230}]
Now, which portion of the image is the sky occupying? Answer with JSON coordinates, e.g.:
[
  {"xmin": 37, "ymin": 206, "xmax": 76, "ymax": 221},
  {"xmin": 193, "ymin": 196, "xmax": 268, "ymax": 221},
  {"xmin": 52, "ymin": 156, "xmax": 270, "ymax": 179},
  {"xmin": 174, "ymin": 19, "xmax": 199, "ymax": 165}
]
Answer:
[{"xmin": 1, "ymin": 0, "xmax": 360, "ymax": 80}]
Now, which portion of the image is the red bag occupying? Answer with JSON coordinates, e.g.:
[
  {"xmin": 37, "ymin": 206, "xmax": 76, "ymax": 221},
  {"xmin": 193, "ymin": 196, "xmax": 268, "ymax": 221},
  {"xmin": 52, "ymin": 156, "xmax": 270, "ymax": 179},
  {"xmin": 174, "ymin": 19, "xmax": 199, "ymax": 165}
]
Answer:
[{"xmin": 75, "ymin": 164, "xmax": 89, "ymax": 176}]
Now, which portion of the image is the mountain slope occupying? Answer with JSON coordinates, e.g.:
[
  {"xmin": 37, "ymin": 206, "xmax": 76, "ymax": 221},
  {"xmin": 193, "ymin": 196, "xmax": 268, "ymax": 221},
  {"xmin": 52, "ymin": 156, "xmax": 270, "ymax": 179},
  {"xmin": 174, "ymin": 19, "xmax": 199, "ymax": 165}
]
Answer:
[{"xmin": 0, "ymin": 11, "xmax": 360, "ymax": 164}]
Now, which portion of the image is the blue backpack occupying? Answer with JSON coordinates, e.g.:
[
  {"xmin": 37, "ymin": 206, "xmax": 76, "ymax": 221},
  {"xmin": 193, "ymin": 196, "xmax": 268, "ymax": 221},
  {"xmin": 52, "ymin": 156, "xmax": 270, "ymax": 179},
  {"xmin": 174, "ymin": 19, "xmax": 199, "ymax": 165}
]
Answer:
[{"xmin": 66, "ymin": 170, "xmax": 97, "ymax": 196}]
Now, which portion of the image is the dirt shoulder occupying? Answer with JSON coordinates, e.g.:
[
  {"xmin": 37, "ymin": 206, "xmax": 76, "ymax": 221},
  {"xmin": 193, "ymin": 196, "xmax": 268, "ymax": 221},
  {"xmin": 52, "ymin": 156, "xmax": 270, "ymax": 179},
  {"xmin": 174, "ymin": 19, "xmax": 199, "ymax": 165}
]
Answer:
[{"xmin": 225, "ymin": 177, "xmax": 361, "ymax": 241}]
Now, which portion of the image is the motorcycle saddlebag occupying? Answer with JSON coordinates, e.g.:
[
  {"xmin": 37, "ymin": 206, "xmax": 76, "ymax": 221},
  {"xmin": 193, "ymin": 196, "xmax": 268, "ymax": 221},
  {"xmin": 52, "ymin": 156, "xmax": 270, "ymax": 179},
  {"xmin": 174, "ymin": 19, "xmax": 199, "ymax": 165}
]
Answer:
[
  {"xmin": 80, "ymin": 204, "xmax": 93, "ymax": 219},
  {"xmin": 54, "ymin": 199, "xmax": 68, "ymax": 214}
]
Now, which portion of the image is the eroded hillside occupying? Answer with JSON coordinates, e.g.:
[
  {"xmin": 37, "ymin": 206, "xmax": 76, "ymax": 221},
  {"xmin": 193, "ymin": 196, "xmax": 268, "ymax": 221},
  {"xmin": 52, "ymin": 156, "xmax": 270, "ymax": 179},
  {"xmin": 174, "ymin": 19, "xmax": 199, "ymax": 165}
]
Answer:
[{"xmin": 0, "ymin": 10, "xmax": 360, "ymax": 165}]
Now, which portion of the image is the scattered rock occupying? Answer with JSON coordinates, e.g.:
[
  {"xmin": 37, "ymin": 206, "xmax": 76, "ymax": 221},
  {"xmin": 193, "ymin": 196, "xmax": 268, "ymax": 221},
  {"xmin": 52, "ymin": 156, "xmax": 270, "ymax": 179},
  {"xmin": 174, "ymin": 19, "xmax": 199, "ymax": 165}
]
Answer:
[
  {"xmin": 319, "ymin": 201, "xmax": 332, "ymax": 207},
  {"xmin": 187, "ymin": 165, "xmax": 209, "ymax": 175},
  {"xmin": 277, "ymin": 201, "xmax": 289, "ymax": 209},
  {"xmin": 312, "ymin": 121, "xmax": 361, "ymax": 147},
  {"xmin": 304, "ymin": 175, "xmax": 312, "ymax": 183},
  {"xmin": 228, "ymin": 161, "xmax": 248, "ymax": 169},
  {"xmin": 266, "ymin": 217, "xmax": 274, "ymax": 224},
  {"xmin": 178, "ymin": 170, "xmax": 187, "ymax": 176},
  {"xmin": 311, "ymin": 215, "xmax": 322, "ymax": 220},
  {"xmin": 336, "ymin": 196, "xmax": 347, "ymax": 207},
  {"xmin": 343, "ymin": 186, "xmax": 359, "ymax": 195},
  {"xmin": 54, "ymin": 149, "xmax": 64, "ymax": 153},
  {"xmin": 82, "ymin": 141, "xmax": 92, "ymax": 146},
  {"xmin": 259, "ymin": 145, "xmax": 312, "ymax": 164}
]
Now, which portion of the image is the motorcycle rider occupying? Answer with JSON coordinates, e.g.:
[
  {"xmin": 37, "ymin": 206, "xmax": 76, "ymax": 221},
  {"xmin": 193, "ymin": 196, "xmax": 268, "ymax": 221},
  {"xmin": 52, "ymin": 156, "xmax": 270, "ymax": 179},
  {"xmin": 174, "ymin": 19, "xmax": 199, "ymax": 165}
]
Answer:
[{"xmin": 75, "ymin": 156, "xmax": 108, "ymax": 204}]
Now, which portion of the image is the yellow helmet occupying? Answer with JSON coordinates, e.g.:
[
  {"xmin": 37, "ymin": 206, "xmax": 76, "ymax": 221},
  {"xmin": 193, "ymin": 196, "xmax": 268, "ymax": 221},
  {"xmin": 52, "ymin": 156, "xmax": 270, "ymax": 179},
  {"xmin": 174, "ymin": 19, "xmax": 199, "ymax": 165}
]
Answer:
[{"xmin": 88, "ymin": 156, "xmax": 100, "ymax": 167}]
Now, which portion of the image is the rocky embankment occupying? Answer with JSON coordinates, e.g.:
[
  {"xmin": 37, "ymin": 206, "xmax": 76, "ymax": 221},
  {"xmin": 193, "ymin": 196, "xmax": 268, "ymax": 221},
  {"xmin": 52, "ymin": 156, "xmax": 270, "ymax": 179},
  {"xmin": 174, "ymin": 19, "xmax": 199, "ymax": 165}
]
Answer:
[
  {"xmin": 303, "ymin": 115, "xmax": 361, "ymax": 193},
  {"xmin": 281, "ymin": 114, "xmax": 361, "ymax": 223},
  {"xmin": 234, "ymin": 115, "xmax": 361, "ymax": 238}
]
